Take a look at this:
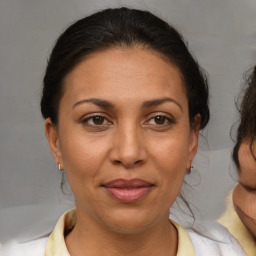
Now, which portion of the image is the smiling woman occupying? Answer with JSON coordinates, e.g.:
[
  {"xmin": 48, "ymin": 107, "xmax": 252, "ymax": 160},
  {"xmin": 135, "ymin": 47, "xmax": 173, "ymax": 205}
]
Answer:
[
  {"xmin": 47, "ymin": 47, "xmax": 195, "ymax": 242},
  {"xmin": 5, "ymin": 7, "xmax": 246, "ymax": 256}
]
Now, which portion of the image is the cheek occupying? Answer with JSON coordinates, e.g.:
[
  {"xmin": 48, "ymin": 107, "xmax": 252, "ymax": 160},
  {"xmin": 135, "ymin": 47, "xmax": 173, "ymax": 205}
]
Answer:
[
  {"xmin": 148, "ymin": 131, "xmax": 190, "ymax": 171},
  {"xmin": 147, "ymin": 133, "xmax": 189, "ymax": 197},
  {"xmin": 60, "ymin": 136, "xmax": 112, "ymax": 208},
  {"xmin": 60, "ymin": 133, "xmax": 110, "ymax": 185}
]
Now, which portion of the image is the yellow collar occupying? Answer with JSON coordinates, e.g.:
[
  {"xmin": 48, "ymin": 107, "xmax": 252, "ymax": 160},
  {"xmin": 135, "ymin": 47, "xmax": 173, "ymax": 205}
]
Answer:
[{"xmin": 45, "ymin": 209, "xmax": 195, "ymax": 256}]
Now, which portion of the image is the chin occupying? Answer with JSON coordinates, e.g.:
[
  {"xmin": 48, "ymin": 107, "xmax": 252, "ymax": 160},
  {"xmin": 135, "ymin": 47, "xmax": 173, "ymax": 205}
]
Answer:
[
  {"xmin": 237, "ymin": 210, "xmax": 256, "ymax": 238},
  {"xmin": 100, "ymin": 208, "xmax": 164, "ymax": 234}
]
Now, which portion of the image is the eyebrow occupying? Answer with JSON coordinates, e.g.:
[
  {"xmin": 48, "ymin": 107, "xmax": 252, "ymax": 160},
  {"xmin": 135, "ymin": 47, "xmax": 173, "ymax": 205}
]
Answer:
[
  {"xmin": 72, "ymin": 98, "xmax": 115, "ymax": 109},
  {"xmin": 141, "ymin": 97, "xmax": 182, "ymax": 111},
  {"xmin": 72, "ymin": 97, "xmax": 182, "ymax": 111}
]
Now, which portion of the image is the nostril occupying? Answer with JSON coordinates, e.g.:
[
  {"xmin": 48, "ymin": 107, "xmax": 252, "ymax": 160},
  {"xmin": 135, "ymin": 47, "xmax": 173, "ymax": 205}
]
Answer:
[
  {"xmin": 113, "ymin": 160, "xmax": 122, "ymax": 165},
  {"xmin": 134, "ymin": 159, "xmax": 143, "ymax": 166},
  {"xmin": 112, "ymin": 159, "xmax": 144, "ymax": 167}
]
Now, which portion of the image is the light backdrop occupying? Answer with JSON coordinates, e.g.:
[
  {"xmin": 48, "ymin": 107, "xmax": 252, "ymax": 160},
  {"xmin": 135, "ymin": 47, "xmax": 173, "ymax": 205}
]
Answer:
[{"xmin": 1, "ymin": 0, "xmax": 256, "ymax": 244}]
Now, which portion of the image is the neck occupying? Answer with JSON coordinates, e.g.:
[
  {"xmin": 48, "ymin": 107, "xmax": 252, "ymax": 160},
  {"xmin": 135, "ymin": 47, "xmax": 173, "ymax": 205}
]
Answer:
[{"xmin": 65, "ymin": 210, "xmax": 178, "ymax": 256}]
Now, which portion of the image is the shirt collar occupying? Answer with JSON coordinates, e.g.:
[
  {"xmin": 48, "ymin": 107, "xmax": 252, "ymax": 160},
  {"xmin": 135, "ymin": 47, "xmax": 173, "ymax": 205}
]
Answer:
[{"xmin": 45, "ymin": 209, "xmax": 195, "ymax": 256}]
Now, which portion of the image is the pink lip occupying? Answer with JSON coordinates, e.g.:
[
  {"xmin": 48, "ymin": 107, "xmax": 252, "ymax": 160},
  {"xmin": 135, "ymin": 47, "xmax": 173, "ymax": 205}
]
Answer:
[{"xmin": 103, "ymin": 179, "xmax": 154, "ymax": 203}]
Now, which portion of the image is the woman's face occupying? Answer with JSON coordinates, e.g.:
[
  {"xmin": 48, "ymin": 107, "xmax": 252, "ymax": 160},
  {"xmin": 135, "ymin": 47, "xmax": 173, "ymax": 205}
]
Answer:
[{"xmin": 46, "ymin": 47, "xmax": 200, "ymax": 233}]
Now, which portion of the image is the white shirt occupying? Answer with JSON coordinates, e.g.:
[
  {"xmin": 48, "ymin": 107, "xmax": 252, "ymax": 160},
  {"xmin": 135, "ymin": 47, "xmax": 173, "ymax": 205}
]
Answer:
[{"xmin": 1, "ymin": 209, "xmax": 246, "ymax": 256}]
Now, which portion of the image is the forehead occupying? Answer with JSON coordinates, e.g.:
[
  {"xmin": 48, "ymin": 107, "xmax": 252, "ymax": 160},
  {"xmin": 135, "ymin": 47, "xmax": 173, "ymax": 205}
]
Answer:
[{"xmin": 63, "ymin": 47, "xmax": 187, "ymax": 105}]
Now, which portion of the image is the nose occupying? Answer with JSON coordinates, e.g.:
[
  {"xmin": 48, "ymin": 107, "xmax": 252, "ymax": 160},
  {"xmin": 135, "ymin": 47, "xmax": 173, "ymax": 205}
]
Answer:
[{"xmin": 109, "ymin": 125, "xmax": 147, "ymax": 168}]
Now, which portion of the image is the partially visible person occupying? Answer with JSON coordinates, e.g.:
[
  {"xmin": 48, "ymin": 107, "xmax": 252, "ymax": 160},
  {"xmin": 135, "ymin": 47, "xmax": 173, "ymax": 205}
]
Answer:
[{"xmin": 219, "ymin": 66, "xmax": 256, "ymax": 255}]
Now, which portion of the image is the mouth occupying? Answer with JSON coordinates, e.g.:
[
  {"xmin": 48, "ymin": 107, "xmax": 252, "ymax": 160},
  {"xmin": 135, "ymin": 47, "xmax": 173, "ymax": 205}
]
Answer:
[{"xmin": 102, "ymin": 179, "xmax": 154, "ymax": 203}]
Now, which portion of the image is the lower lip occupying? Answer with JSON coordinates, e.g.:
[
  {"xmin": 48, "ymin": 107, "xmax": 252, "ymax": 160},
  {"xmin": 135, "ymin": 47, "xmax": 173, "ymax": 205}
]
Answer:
[{"xmin": 104, "ymin": 186, "xmax": 153, "ymax": 203}]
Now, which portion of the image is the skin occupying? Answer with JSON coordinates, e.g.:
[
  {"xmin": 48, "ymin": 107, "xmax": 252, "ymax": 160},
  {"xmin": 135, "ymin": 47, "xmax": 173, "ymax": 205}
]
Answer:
[
  {"xmin": 233, "ymin": 139, "xmax": 256, "ymax": 238},
  {"xmin": 45, "ymin": 47, "xmax": 200, "ymax": 256}
]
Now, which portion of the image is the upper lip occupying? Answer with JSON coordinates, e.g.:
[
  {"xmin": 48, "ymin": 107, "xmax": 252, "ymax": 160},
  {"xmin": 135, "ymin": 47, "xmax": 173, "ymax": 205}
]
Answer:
[{"xmin": 103, "ymin": 179, "xmax": 153, "ymax": 188}]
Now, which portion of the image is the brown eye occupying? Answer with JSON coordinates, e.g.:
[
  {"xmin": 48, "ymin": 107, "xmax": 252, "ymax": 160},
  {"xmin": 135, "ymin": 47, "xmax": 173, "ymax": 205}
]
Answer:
[
  {"xmin": 146, "ymin": 115, "xmax": 174, "ymax": 127},
  {"xmin": 92, "ymin": 116, "xmax": 105, "ymax": 125},
  {"xmin": 154, "ymin": 116, "xmax": 166, "ymax": 125},
  {"xmin": 83, "ymin": 115, "xmax": 110, "ymax": 126}
]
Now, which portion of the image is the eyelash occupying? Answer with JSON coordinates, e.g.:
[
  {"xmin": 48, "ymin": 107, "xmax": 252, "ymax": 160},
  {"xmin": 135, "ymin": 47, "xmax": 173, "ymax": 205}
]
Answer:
[
  {"xmin": 147, "ymin": 115, "xmax": 174, "ymax": 125},
  {"xmin": 144, "ymin": 114, "xmax": 176, "ymax": 131},
  {"xmin": 82, "ymin": 114, "xmax": 112, "ymax": 127},
  {"xmin": 81, "ymin": 113, "xmax": 175, "ymax": 129}
]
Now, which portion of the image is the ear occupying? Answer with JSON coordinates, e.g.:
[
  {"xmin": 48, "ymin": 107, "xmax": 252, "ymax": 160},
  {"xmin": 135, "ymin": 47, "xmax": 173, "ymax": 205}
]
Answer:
[
  {"xmin": 186, "ymin": 114, "xmax": 201, "ymax": 170},
  {"xmin": 45, "ymin": 118, "xmax": 64, "ymax": 169}
]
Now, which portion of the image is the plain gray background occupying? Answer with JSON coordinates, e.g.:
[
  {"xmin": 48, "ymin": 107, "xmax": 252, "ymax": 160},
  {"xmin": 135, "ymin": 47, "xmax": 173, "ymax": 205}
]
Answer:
[{"xmin": 1, "ymin": 0, "xmax": 256, "ymax": 244}]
